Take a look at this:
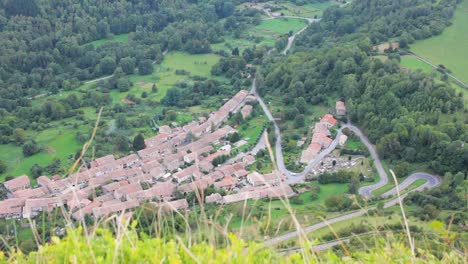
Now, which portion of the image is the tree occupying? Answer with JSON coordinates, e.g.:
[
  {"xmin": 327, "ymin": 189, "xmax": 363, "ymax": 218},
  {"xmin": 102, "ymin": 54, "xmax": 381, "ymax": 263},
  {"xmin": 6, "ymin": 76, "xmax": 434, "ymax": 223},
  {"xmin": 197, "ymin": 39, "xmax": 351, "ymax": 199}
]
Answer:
[
  {"xmin": 232, "ymin": 47, "xmax": 240, "ymax": 56},
  {"xmin": 13, "ymin": 128, "xmax": 27, "ymax": 144},
  {"xmin": 133, "ymin": 134, "xmax": 146, "ymax": 151},
  {"xmin": 30, "ymin": 164, "xmax": 43, "ymax": 178},
  {"xmin": 119, "ymin": 57, "xmax": 136, "ymax": 75},
  {"xmin": 393, "ymin": 161, "xmax": 410, "ymax": 178},
  {"xmin": 325, "ymin": 194, "xmax": 352, "ymax": 211},
  {"xmin": 5, "ymin": 0, "xmax": 40, "ymax": 17},
  {"xmin": 22, "ymin": 140, "xmax": 40, "ymax": 157},
  {"xmin": 138, "ymin": 60, "xmax": 154, "ymax": 75},
  {"xmin": 116, "ymin": 114, "xmax": 128, "ymax": 129},
  {"xmin": 117, "ymin": 78, "xmax": 131, "ymax": 92},
  {"xmin": 100, "ymin": 57, "xmax": 117, "ymax": 75},
  {"xmin": 294, "ymin": 114, "xmax": 305, "ymax": 128},
  {"xmin": 151, "ymin": 84, "xmax": 158, "ymax": 93},
  {"xmin": 0, "ymin": 160, "xmax": 7, "ymax": 174}
]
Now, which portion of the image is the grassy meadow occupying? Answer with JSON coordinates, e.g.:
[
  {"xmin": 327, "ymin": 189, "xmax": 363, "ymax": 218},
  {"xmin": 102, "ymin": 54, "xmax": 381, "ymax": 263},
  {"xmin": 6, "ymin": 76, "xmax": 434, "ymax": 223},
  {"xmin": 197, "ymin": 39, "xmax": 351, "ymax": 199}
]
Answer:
[
  {"xmin": 273, "ymin": 1, "xmax": 336, "ymax": 17},
  {"xmin": 409, "ymin": 0, "xmax": 468, "ymax": 83},
  {"xmin": 212, "ymin": 18, "xmax": 308, "ymax": 52},
  {"xmin": 400, "ymin": 56, "xmax": 436, "ymax": 74},
  {"xmin": 89, "ymin": 33, "xmax": 129, "ymax": 47}
]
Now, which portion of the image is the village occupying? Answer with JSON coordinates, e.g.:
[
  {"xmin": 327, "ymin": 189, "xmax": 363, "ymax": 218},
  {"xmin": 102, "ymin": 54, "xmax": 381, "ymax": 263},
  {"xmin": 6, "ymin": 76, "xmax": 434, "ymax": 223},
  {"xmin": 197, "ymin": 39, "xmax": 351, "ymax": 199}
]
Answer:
[{"xmin": 0, "ymin": 91, "xmax": 348, "ymax": 221}]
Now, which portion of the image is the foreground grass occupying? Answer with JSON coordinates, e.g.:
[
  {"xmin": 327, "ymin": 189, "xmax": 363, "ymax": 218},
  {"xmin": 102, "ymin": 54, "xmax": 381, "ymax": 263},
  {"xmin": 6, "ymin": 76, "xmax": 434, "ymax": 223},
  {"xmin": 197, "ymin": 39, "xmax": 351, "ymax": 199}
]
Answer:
[
  {"xmin": 5, "ymin": 225, "xmax": 463, "ymax": 263},
  {"xmin": 409, "ymin": 0, "xmax": 468, "ymax": 83}
]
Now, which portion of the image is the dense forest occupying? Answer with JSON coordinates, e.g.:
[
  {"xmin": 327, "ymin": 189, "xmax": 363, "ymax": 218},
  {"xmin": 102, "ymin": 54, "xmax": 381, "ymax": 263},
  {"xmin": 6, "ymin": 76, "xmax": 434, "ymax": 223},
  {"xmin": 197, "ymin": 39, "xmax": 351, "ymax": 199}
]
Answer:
[
  {"xmin": 295, "ymin": 0, "xmax": 460, "ymax": 49},
  {"xmin": 259, "ymin": 49, "xmax": 466, "ymax": 175},
  {"xmin": 0, "ymin": 0, "xmax": 258, "ymax": 112}
]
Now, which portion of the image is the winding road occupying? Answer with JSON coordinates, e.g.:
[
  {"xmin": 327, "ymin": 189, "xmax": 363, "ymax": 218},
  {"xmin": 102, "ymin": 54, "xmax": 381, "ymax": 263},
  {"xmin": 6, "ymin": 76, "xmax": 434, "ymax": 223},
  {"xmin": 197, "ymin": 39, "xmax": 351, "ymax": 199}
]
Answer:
[{"xmin": 247, "ymin": 9, "xmax": 443, "ymax": 250}]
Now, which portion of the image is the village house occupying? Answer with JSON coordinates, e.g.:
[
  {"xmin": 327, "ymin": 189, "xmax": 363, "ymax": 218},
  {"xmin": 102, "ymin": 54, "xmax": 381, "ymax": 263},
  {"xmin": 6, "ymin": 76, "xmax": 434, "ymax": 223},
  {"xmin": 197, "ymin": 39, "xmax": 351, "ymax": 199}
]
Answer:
[
  {"xmin": 336, "ymin": 101, "xmax": 347, "ymax": 116},
  {"xmin": 320, "ymin": 114, "xmax": 337, "ymax": 128},
  {"xmin": 222, "ymin": 191, "xmax": 261, "ymax": 204},
  {"xmin": 12, "ymin": 186, "xmax": 49, "ymax": 199},
  {"xmin": 178, "ymin": 177, "xmax": 214, "ymax": 193},
  {"xmin": 314, "ymin": 123, "xmax": 331, "ymax": 136},
  {"xmin": 0, "ymin": 199, "xmax": 25, "ymax": 218},
  {"xmin": 3, "ymin": 175, "xmax": 30, "ymax": 192},
  {"xmin": 116, "ymin": 154, "xmax": 140, "ymax": 168},
  {"xmin": 242, "ymin": 155, "xmax": 256, "ymax": 166},
  {"xmin": 71, "ymin": 201, "xmax": 100, "ymax": 221},
  {"xmin": 149, "ymin": 166, "xmax": 165, "ymax": 180},
  {"xmin": 262, "ymin": 184, "xmax": 295, "ymax": 198},
  {"xmin": 339, "ymin": 134, "xmax": 348, "ymax": 146},
  {"xmin": 114, "ymin": 183, "xmax": 142, "ymax": 201},
  {"xmin": 183, "ymin": 152, "xmax": 199, "ymax": 164},
  {"xmin": 300, "ymin": 143, "xmax": 322, "ymax": 164},
  {"xmin": 67, "ymin": 197, "xmax": 91, "ymax": 212},
  {"xmin": 241, "ymin": 105, "xmax": 253, "ymax": 119},
  {"xmin": 159, "ymin": 125, "xmax": 172, "ymax": 135},
  {"xmin": 172, "ymin": 165, "xmax": 203, "ymax": 184},
  {"xmin": 214, "ymin": 176, "xmax": 237, "ymax": 190},
  {"xmin": 127, "ymin": 182, "xmax": 176, "ymax": 202},
  {"xmin": 37, "ymin": 176, "xmax": 63, "ymax": 193},
  {"xmin": 160, "ymin": 199, "xmax": 189, "ymax": 211},
  {"xmin": 199, "ymin": 159, "xmax": 215, "ymax": 173},
  {"xmin": 247, "ymin": 172, "xmax": 282, "ymax": 187},
  {"xmin": 23, "ymin": 197, "xmax": 63, "ymax": 218},
  {"xmin": 205, "ymin": 193, "xmax": 223, "ymax": 203},
  {"xmin": 103, "ymin": 181, "xmax": 129, "ymax": 193},
  {"xmin": 128, "ymin": 173, "xmax": 153, "ymax": 184},
  {"xmin": 92, "ymin": 200, "xmax": 140, "ymax": 219},
  {"xmin": 312, "ymin": 133, "xmax": 333, "ymax": 148}
]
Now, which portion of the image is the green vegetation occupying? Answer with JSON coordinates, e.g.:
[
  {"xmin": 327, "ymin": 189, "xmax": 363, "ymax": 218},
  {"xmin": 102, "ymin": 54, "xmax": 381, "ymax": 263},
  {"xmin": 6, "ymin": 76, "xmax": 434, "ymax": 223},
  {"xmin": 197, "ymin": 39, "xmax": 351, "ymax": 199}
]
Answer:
[
  {"xmin": 400, "ymin": 56, "xmax": 435, "ymax": 73},
  {"xmin": 409, "ymin": 0, "xmax": 468, "ymax": 83},
  {"xmin": 270, "ymin": 1, "xmax": 336, "ymax": 17},
  {"xmin": 5, "ymin": 224, "xmax": 464, "ymax": 263},
  {"xmin": 249, "ymin": 18, "xmax": 307, "ymax": 46},
  {"xmin": 89, "ymin": 33, "xmax": 129, "ymax": 47}
]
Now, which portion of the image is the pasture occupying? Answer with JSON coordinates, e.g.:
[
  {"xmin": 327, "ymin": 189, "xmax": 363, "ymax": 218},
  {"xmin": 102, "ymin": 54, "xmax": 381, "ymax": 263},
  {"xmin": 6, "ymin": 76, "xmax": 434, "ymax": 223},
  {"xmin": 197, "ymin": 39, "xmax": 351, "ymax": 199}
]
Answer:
[
  {"xmin": 400, "ymin": 56, "xmax": 436, "ymax": 74},
  {"xmin": 89, "ymin": 33, "xmax": 129, "ymax": 47},
  {"xmin": 409, "ymin": 0, "xmax": 468, "ymax": 83},
  {"xmin": 273, "ymin": 1, "xmax": 336, "ymax": 17}
]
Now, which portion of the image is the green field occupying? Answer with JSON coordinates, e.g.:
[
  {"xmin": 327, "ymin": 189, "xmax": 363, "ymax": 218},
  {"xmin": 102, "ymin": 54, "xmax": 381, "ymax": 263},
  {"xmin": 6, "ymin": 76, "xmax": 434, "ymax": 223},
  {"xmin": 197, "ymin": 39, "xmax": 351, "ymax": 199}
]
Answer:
[
  {"xmin": 400, "ymin": 56, "xmax": 435, "ymax": 73},
  {"xmin": 213, "ymin": 18, "xmax": 308, "ymax": 52},
  {"xmin": 112, "ymin": 52, "xmax": 222, "ymax": 103},
  {"xmin": 273, "ymin": 1, "xmax": 336, "ymax": 17},
  {"xmin": 0, "ymin": 124, "xmax": 89, "ymax": 180},
  {"xmin": 89, "ymin": 33, "xmax": 129, "ymax": 47},
  {"xmin": 409, "ymin": 0, "xmax": 468, "ymax": 83},
  {"xmin": 251, "ymin": 18, "xmax": 307, "ymax": 42}
]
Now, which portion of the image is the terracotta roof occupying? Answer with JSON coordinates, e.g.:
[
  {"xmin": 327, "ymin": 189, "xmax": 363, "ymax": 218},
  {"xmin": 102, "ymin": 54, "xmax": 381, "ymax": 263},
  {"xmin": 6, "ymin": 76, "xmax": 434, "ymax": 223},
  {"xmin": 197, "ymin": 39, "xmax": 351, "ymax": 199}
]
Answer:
[
  {"xmin": 114, "ymin": 183, "xmax": 143, "ymax": 199},
  {"xmin": 159, "ymin": 199, "xmax": 189, "ymax": 211},
  {"xmin": 3, "ymin": 175, "xmax": 30, "ymax": 192},
  {"xmin": 71, "ymin": 201, "xmax": 100, "ymax": 221},
  {"xmin": 214, "ymin": 176, "xmax": 237, "ymax": 189},
  {"xmin": 127, "ymin": 182, "xmax": 176, "ymax": 201},
  {"xmin": 12, "ymin": 187, "xmax": 49, "ymax": 199},
  {"xmin": 94, "ymin": 154, "xmax": 116, "ymax": 167},
  {"xmin": 102, "ymin": 181, "xmax": 129, "ymax": 193},
  {"xmin": 205, "ymin": 193, "xmax": 223, "ymax": 203},
  {"xmin": 23, "ymin": 197, "xmax": 63, "ymax": 218},
  {"xmin": 320, "ymin": 114, "xmax": 337, "ymax": 126},
  {"xmin": 92, "ymin": 200, "xmax": 140, "ymax": 218}
]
